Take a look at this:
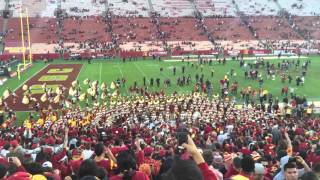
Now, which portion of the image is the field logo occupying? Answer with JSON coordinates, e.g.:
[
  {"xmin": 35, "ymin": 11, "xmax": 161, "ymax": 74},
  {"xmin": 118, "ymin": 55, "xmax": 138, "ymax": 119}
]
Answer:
[{"xmin": 39, "ymin": 75, "xmax": 69, "ymax": 82}]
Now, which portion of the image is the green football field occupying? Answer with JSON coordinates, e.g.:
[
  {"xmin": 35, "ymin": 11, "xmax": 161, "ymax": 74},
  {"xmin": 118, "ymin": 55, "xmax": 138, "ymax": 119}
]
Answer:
[
  {"xmin": 1, "ymin": 56, "xmax": 320, "ymax": 124},
  {"xmin": 1, "ymin": 57, "xmax": 320, "ymax": 100}
]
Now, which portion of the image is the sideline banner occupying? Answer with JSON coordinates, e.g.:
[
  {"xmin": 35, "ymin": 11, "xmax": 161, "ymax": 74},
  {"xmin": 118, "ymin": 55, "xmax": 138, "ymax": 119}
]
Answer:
[
  {"xmin": 148, "ymin": 51, "xmax": 168, "ymax": 57},
  {"xmin": 273, "ymin": 49, "xmax": 297, "ymax": 55},
  {"xmin": 249, "ymin": 49, "xmax": 272, "ymax": 55},
  {"xmin": 300, "ymin": 48, "xmax": 319, "ymax": 55},
  {"xmin": 228, "ymin": 50, "xmax": 240, "ymax": 56}
]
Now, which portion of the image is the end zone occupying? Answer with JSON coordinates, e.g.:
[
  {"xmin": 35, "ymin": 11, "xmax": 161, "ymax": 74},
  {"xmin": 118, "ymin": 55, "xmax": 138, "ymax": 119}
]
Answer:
[{"xmin": 4, "ymin": 64, "xmax": 82, "ymax": 111}]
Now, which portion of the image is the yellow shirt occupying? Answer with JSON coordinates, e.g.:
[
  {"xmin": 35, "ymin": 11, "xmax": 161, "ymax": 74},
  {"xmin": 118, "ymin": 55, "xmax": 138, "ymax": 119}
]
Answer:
[
  {"xmin": 231, "ymin": 174, "xmax": 249, "ymax": 180},
  {"xmin": 68, "ymin": 119, "xmax": 77, "ymax": 127},
  {"xmin": 53, "ymin": 115, "xmax": 57, "ymax": 122},
  {"xmin": 286, "ymin": 109, "xmax": 292, "ymax": 114},
  {"xmin": 24, "ymin": 120, "xmax": 31, "ymax": 129},
  {"xmin": 37, "ymin": 118, "xmax": 44, "ymax": 126}
]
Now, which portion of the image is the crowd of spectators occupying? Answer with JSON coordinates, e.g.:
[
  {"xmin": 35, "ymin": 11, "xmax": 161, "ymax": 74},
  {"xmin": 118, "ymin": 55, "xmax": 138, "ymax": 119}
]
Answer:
[
  {"xmin": 0, "ymin": 79, "xmax": 319, "ymax": 180},
  {"xmin": 2, "ymin": 11, "xmax": 320, "ymax": 54}
]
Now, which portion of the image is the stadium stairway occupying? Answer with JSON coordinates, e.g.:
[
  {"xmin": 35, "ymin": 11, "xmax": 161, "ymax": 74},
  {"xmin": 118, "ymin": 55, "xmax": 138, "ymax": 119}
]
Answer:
[
  {"xmin": 231, "ymin": 0, "xmax": 269, "ymax": 49},
  {"xmin": 275, "ymin": 2, "xmax": 308, "ymax": 41},
  {"xmin": 146, "ymin": 0, "xmax": 154, "ymax": 14},
  {"xmin": 189, "ymin": 0, "xmax": 218, "ymax": 49}
]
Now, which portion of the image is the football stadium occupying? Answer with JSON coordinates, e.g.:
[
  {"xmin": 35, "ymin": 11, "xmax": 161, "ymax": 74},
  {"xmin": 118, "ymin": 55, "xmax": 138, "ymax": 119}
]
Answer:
[{"xmin": 0, "ymin": 0, "xmax": 319, "ymax": 180}]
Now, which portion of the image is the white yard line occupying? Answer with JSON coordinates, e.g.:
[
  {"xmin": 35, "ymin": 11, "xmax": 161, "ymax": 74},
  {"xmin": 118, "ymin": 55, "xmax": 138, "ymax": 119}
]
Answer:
[
  {"xmin": 14, "ymin": 64, "xmax": 49, "ymax": 92},
  {"xmin": 117, "ymin": 65, "xmax": 124, "ymax": 78},
  {"xmin": 76, "ymin": 63, "xmax": 84, "ymax": 77},
  {"xmin": 116, "ymin": 64, "xmax": 129, "ymax": 94},
  {"xmin": 133, "ymin": 62, "xmax": 149, "ymax": 83},
  {"xmin": 99, "ymin": 63, "xmax": 102, "ymax": 83}
]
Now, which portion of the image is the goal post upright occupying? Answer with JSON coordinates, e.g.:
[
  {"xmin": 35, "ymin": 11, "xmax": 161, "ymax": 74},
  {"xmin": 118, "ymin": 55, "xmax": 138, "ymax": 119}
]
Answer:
[
  {"xmin": 17, "ymin": 7, "xmax": 32, "ymax": 80},
  {"xmin": 19, "ymin": 7, "xmax": 26, "ymax": 68},
  {"xmin": 25, "ymin": 7, "xmax": 32, "ymax": 64}
]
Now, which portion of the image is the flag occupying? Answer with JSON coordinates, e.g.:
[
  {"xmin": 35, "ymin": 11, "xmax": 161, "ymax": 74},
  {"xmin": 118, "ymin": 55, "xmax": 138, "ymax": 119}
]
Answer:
[
  {"xmin": 110, "ymin": 81, "xmax": 116, "ymax": 89},
  {"xmin": 3, "ymin": 89, "xmax": 10, "ymax": 99},
  {"xmin": 54, "ymin": 95, "xmax": 60, "ymax": 103},
  {"xmin": 262, "ymin": 90, "xmax": 268, "ymax": 95},
  {"xmin": 79, "ymin": 93, "xmax": 86, "ymax": 101},
  {"xmin": 83, "ymin": 78, "xmax": 90, "ymax": 85},
  {"xmin": 71, "ymin": 80, "xmax": 78, "ymax": 87},
  {"xmin": 91, "ymin": 80, "xmax": 98, "ymax": 87},
  {"xmin": 56, "ymin": 87, "xmax": 61, "ymax": 95},
  {"xmin": 22, "ymin": 95, "xmax": 29, "ymax": 104},
  {"xmin": 87, "ymin": 88, "xmax": 92, "ymax": 94},
  {"xmin": 22, "ymin": 84, "xmax": 28, "ymax": 91},
  {"xmin": 41, "ymin": 83, "xmax": 46, "ymax": 90},
  {"xmin": 40, "ymin": 93, "xmax": 47, "ymax": 102},
  {"xmin": 93, "ymin": 101, "xmax": 100, "ymax": 107},
  {"xmin": 65, "ymin": 100, "xmax": 71, "ymax": 108},
  {"xmin": 87, "ymin": 88, "xmax": 96, "ymax": 96},
  {"xmin": 112, "ymin": 90, "xmax": 118, "ymax": 97},
  {"xmin": 101, "ymin": 82, "xmax": 106, "ymax": 90},
  {"xmin": 101, "ymin": 92, "xmax": 106, "ymax": 100},
  {"xmin": 69, "ymin": 87, "xmax": 76, "ymax": 96}
]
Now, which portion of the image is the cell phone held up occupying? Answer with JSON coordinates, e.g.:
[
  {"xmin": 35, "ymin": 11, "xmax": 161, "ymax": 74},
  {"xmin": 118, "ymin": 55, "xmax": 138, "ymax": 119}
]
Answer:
[{"xmin": 176, "ymin": 126, "xmax": 189, "ymax": 153}]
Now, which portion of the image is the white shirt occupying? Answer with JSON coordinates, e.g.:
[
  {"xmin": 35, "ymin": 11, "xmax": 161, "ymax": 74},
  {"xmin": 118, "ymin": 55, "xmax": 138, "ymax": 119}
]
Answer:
[
  {"xmin": 226, "ymin": 125, "xmax": 234, "ymax": 133},
  {"xmin": 192, "ymin": 111, "xmax": 201, "ymax": 120},
  {"xmin": 82, "ymin": 149, "xmax": 94, "ymax": 160},
  {"xmin": 217, "ymin": 133, "xmax": 227, "ymax": 145},
  {"xmin": 0, "ymin": 149, "xmax": 9, "ymax": 157}
]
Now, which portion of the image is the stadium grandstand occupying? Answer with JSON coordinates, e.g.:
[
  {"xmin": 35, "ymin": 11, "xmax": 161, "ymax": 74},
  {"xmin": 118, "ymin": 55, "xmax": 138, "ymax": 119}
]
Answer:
[{"xmin": 0, "ymin": 0, "xmax": 319, "ymax": 180}]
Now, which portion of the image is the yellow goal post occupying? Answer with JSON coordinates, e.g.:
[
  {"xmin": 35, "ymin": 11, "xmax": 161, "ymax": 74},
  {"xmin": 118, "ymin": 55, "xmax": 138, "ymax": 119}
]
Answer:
[{"xmin": 17, "ymin": 7, "xmax": 32, "ymax": 80}]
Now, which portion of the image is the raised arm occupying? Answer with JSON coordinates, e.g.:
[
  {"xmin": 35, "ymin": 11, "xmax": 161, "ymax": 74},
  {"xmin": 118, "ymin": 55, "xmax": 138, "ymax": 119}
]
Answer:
[
  {"xmin": 296, "ymin": 156, "xmax": 311, "ymax": 172},
  {"xmin": 106, "ymin": 147, "xmax": 117, "ymax": 164},
  {"xmin": 183, "ymin": 135, "xmax": 217, "ymax": 180},
  {"xmin": 284, "ymin": 131, "xmax": 292, "ymax": 150}
]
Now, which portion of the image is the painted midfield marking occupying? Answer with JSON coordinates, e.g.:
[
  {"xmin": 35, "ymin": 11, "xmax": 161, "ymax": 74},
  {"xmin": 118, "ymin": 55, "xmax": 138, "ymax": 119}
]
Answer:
[{"xmin": 14, "ymin": 64, "xmax": 49, "ymax": 92}]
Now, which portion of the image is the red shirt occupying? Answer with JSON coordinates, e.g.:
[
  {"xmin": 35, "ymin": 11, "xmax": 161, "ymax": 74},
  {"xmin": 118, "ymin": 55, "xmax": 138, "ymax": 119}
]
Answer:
[
  {"xmin": 143, "ymin": 157, "xmax": 161, "ymax": 175},
  {"xmin": 135, "ymin": 150, "xmax": 144, "ymax": 165},
  {"xmin": 306, "ymin": 152, "xmax": 320, "ymax": 166},
  {"xmin": 295, "ymin": 128, "xmax": 303, "ymax": 135},
  {"xmin": 52, "ymin": 149, "xmax": 67, "ymax": 168},
  {"xmin": 95, "ymin": 159, "xmax": 111, "ymax": 172},
  {"xmin": 198, "ymin": 163, "xmax": 218, "ymax": 180},
  {"xmin": 204, "ymin": 125, "xmax": 212, "ymax": 135},
  {"xmin": 0, "ymin": 139, "xmax": 6, "ymax": 147},
  {"xmin": 111, "ymin": 146, "xmax": 128, "ymax": 156},
  {"xmin": 68, "ymin": 159, "xmax": 83, "ymax": 175},
  {"xmin": 51, "ymin": 148, "xmax": 68, "ymax": 177},
  {"xmin": 224, "ymin": 164, "xmax": 239, "ymax": 179},
  {"xmin": 109, "ymin": 171, "xmax": 149, "ymax": 180},
  {"xmin": 298, "ymin": 142, "xmax": 308, "ymax": 152}
]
